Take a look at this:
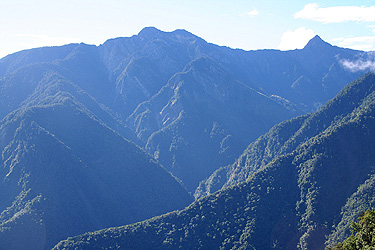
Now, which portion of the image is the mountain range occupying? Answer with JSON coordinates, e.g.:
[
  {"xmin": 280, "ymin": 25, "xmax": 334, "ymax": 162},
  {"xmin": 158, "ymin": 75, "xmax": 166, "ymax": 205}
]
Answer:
[
  {"xmin": 1, "ymin": 27, "xmax": 370, "ymax": 193},
  {"xmin": 0, "ymin": 27, "xmax": 374, "ymax": 249},
  {"xmin": 53, "ymin": 72, "xmax": 375, "ymax": 250}
]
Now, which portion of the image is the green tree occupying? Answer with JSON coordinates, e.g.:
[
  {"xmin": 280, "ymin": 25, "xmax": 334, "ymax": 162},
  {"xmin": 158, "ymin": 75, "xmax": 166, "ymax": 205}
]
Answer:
[{"xmin": 328, "ymin": 210, "xmax": 375, "ymax": 250}]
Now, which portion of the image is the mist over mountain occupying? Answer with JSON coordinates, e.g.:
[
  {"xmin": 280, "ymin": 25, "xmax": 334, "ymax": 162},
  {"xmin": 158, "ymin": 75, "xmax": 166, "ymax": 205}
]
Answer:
[{"xmin": 53, "ymin": 72, "xmax": 375, "ymax": 250}]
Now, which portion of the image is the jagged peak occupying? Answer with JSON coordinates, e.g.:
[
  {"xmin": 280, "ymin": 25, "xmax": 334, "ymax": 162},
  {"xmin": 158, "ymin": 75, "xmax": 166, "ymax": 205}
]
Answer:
[{"xmin": 303, "ymin": 35, "xmax": 332, "ymax": 49}]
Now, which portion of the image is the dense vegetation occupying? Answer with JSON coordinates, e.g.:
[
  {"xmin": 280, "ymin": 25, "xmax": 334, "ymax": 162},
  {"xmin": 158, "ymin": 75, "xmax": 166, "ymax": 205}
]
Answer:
[
  {"xmin": 197, "ymin": 71, "xmax": 375, "ymax": 197},
  {"xmin": 327, "ymin": 210, "xmax": 375, "ymax": 250},
  {"xmin": 54, "ymin": 73, "xmax": 375, "ymax": 249},
  {"xmin": 0, "ymin": 94, "xmax": 192, "ymax": 250}
]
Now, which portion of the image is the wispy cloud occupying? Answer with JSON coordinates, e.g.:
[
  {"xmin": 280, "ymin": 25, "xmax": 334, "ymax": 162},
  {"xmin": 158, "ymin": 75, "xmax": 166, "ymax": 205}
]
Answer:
[
  {"xmin": 295, "ymin": 4, "xmax": 375, "ymax": 23},
  {"xmin": 240, "ymin": 9, "xmax": 259, "ymax": 17},
  {"xmin": 335, "ymin": 37, "xmax": 375, "ymax": 71},
  {"xmin": 331, "ymin": 36, "xmax": 375, "ymax": 51},
  {"xmin": 278, "ymin": 27, "xmax": 316, "ymax": 50},
  {"xmin": 340, "ymin": 53, "xmax": 375, "ymax": 72}
]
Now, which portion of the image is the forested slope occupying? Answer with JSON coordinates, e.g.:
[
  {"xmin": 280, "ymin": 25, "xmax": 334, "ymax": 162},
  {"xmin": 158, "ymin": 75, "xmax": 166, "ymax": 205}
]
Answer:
[{"xmin": 54, "ymin": 73, "xmax": 375, "ymax": 249}]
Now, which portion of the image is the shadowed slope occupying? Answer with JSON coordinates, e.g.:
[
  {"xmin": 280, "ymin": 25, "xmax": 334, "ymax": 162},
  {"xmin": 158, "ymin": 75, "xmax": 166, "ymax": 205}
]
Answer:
[
  {"xmin": 0, "ymin": 96, "xmax": 192, "ymax": 250},
  {"xmin": 54, "ymin": 72, "xmax": 375, "ymax": 250}
]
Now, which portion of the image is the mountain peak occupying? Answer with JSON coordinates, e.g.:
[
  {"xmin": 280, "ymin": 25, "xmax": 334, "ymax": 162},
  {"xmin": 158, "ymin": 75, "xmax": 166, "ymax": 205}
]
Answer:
[
  {"xmin": 138, "ymin": 26, "xmax": 162, "ymax": 38},
  {"xmin": 303, "ymin": 35, "xmax": 332, "ymax": 49}
]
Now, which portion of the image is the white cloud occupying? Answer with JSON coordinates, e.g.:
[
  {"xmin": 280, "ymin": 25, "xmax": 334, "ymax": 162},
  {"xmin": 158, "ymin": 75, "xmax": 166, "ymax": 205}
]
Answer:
[
  {"xmin": 331, "ymin": 36, "xmax": 375, "ymax": 51},
  {"xmin": 340, "ymin": 53, "xmax": 375, "ymax": 72},
  {"xmin": 341, "ymin": 59, "xmax": 375, "ymax": 71},
  {"xmin": 277, "ymin": 27, "xmax": 316, "ymax": 51},
  {"xmin": 240, "ymin": 9, "xmax": 259, "ymax": 17},
  {"xmin": 295, "ymin": 3, "xmax": 375, "ymax": 23}
]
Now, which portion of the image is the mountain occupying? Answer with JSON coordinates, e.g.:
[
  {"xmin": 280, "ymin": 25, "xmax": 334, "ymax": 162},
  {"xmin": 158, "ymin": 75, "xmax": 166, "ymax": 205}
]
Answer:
[
  {"xmin": 0, "ymin": 28, "xmax": 370, "ymax": 192},
  {"xmin": 0, "ymin": 91, "xmax": 192, "ymax": 249},
  {"xmin": 53, "ymin": 72, "xmax": 375, "ymax": 250},
  {"xmin": 101, "ymin": 30, "xmax": 371, "ymax": 191},
  {"xmin": 128, "ymin": 57, "xmax": 295, "ymax": 190},
  {"xmin": 0, "ymin": 44, "xmax": 141, "ymax": 144},
  {"xmin": 195, "ymin": 65, "xmax": 375, "ymax": 197},
  {"xmin": 1, "ymin": 28, "xmax": 374, "ymax": 250}
]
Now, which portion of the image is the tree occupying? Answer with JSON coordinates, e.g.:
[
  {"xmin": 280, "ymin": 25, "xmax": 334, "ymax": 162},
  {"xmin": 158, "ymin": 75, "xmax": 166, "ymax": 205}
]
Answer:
[{"xmin": 327, "ymin": 210, "xmax": 375, "ymax": 250}]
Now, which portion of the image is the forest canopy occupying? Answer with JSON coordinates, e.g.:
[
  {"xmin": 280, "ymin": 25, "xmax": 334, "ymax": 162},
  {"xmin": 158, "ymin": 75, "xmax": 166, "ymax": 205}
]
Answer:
[{"xmin": 328, "ymin": 210, "xmax": 375, "ymax": 250}]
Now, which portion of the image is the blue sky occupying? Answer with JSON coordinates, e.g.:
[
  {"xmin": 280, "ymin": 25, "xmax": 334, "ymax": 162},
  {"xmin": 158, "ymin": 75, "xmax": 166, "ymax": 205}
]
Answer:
[{"xmin": 1, "ymin": 0, "xmax": 374, "ymax": 58}]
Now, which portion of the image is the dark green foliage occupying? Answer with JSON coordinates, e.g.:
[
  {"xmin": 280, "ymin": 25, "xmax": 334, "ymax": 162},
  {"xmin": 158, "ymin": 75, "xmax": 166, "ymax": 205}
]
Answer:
[
  {"xmin": 326, "ymin": 176, "xmax": 375, "ymax": 246},
  {"xmin": 327, "ymin": 210, "xmax": 375, "ymax": 250}
]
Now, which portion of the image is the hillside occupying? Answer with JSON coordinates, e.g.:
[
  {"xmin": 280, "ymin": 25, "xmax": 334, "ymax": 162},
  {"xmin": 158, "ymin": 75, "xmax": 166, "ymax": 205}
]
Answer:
[
  {"xmin": 196, "ymin": 70, "xmax": 375, "ymax": 197},
  {"xmin": 129, "ymin": 57, "xmax": 294, "ymax": 190},
  {"xmin": 0, "ymin": 94, "xmax": 192, "ymax": 250},
  {"xmin": 54, "ymin": 72, "xmax": 375, "ymax": 250}
]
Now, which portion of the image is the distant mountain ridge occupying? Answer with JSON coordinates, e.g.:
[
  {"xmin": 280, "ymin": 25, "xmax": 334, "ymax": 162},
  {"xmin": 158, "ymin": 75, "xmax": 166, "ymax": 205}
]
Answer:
[
  {"xmin": 1, "ymin": 27, "xmax": 371, "ymax": 191},
  {"xmin": 53, "ymin": 72, "xmax": 375, "ymax": 250}
]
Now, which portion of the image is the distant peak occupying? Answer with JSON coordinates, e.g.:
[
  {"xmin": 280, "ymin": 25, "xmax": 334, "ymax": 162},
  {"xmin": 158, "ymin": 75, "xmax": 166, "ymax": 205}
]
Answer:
[
  {"xmin": 310, "ymin": 35, "xmax": 324, "ymax": 43},
  {"xmin": 138, "ymin": 27, "xmax": 162, "ymax": 38},
  {"xmin": 304, "ymin": 35, "xmax": 332, "ymax": 49}
]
